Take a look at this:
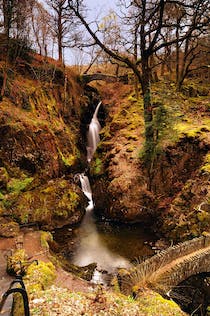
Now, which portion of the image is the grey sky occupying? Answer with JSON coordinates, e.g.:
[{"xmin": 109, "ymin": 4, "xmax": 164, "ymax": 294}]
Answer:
[
  {"xmin": 66, "ymin": 0, "xmax": 118, "ymax": 65},
  {"xmin": 85, "ymin": 0, "xmax": 116, "ymax": 13}
]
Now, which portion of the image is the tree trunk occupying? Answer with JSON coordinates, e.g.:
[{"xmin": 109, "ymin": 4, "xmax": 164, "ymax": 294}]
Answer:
[
  {"xmin": 1, "ymin": 70, "xmax": 7, "ymax": 97},
  {"xmin": 175, "ymin": 20, "xmax": 180, "ymax": 84},
  {"xmin": 58, "ymin": 7, "xmax": 63, "ymax": 63},
  {"xmin": 141, "ymin": 55, "xmax": 155, "ymax": 188},
  {"xmin": 1, "ymin": 0, "xmax": 12, "ymax": 98}
]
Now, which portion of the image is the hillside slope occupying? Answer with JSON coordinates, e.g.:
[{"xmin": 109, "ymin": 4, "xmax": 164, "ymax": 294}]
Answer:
[
  {"xmin": 0, "ymin": 56, "xmax": 88, "ymax": 232},
  {"xmin": 92, "ymin": 80, "xmax": 210, "ymax": 241}
]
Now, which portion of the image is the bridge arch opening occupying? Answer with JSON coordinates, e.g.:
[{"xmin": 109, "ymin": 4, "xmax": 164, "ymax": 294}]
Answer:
[{"xmin": 169, "ymin": 272, "xmax": 210, "ymax": 316}]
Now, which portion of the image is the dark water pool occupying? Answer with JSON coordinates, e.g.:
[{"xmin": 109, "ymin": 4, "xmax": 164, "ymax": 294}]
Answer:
[{"xmin": 53, "ymin": 210, "xmax": 155, "ymax": 283}]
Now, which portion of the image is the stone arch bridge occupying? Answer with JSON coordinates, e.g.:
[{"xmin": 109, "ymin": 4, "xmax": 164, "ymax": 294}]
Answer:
[
  {"xmin": 120, "ymin": 235, "xmax": 210, "ymax": 296},
  {"xmin": 81, "ymin": 73, "xmax": 131, "ymax": 85}
]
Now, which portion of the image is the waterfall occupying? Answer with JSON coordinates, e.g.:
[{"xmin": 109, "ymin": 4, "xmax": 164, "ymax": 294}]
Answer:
[
  {"xmin": 79, "ymin": 173, "xmax": 94, "ymax": 211},
  {"xmin": 78, "ymin": 102, "xmax": 102, "ymax": 211},
  {"xmin": 86, "ymin": 101, "xmax": 102, "ymax": 162},
  {"xmin": 71, "ymin": 99, "xmax": 134, "ymax": 285}
]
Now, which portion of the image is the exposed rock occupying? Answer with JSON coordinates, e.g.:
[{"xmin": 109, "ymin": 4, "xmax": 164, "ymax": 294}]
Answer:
[
  {"xmin": 0, "ymin": 217, "xmax": 20, "ymax": 237},
  {"xmin": 160, "ymin": 169, "xmax": 210, "ymax": 241},
  {"xmin": 150, "ymin": 137, "xmax": 209, "ymax": 197},
  {"xmin": 92, "ymin": 83, "xmax": 157, "ymax": 223},
  {"xmin": 90, "ymin": 80, "xmax": 210, "ymax": 243},
  {"xmin": 11, "ymin": 179, "xmax": 85, "ymax": 229},
  {"xmin": 0, "ymin": 63, "xmax": 90, "ymax": 230},
  {"xmin": 0, "ymin": 167, "xmax": 9, "ymax": 189}
]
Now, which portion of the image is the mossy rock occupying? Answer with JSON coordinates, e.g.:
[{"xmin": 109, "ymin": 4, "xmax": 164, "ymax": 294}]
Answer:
[
  {"xmin": 57, "ymin": 254, "xmax": 97, "ymax": 281},
  {"xmin": 0, "ymin": 167, "xmax": 9, "ymax": 189},
  {"xmin": 7, "ymin": 176, "xmax": 34, "ymax": 194},
  {"xmin": 136, "ymin": 290, "xmax": 187, "ymax": 315},
  {"xmin": 12, "ymin": 179, "xmax": 85, "ymax": 229},
  {"xmin": 25, "ymin": 261, "xmax": 56, "ymax": 292},
  {"xmin": 7, "ymin": 249, "xmax": 27, "ymax": 276},
  {"xmin": 0, "ymin": 217, "xmax": 20, "ymax": 237}
]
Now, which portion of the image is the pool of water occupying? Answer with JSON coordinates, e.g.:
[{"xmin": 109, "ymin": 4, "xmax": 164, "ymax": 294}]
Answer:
[{"xmin": 54, "ymin": 209, "xmax": 155, "ymax": 283}]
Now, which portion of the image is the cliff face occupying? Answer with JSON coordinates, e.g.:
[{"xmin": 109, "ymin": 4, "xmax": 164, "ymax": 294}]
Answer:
[
  {"xmin": 90, "ymin": 82, "xmax": 156, "ymax": 223},
  {"xmin": 91, "ymin": 80, "xmax": 209, "ymax": 241},
  {"xmin": 0, "ymin": 58, "xmax": 87, "ymax": 233}
]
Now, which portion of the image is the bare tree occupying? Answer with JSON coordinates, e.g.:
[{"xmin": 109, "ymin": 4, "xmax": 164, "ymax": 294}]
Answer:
[
  {"xmin": 173, "ymin": 1, "xmax": 209, "ymax": 90},
  {"xmin": 67, "ymin": 0, "xmax": 209, "ymax": 182},
  {"xmin": 0, "ymin": 0, "xmax": 34, "ymax": 41},
  {"xmin": 29, "ymin": 1, "xmax": 53, "ymax": 57},
  {"xmin": 47, "ymin": 0, "xmax": 79, "ymax": 64}
]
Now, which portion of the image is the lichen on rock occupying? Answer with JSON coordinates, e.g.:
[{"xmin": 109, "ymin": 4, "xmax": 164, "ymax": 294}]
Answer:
[{"xmin": 12, "ymin": 179, "xmax": 85, "ymax": 229}]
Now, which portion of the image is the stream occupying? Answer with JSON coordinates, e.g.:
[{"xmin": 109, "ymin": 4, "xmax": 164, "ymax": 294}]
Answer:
[
  {"xmin": 54, "ymin": 101, "xmax": 209, "ymax": 314},
  {"xmin": 54, "ymin": 101, "xmax": 155, "ymax": 284},
  {"xmin": 53, "ymin": 214, "xmax": 155, "ymax": 284}
]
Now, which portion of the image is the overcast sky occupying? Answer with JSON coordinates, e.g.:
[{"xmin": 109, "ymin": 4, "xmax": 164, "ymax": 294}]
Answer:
[
  {"xmin": 65, "ymin": 0, "xmax": 118, "ymax": 65},
  {"xmin": 85, "ymin": 0, "xmax": 116, "ymax": 13}
]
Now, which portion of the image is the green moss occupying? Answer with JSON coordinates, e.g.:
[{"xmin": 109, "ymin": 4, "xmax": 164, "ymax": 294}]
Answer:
[
  {"xmin": 137, "ymin": 291, "xmax": 186, "ymax": 315},
  {"xmin": 58, "ymin": 147, "xmax": 78, "ymax": 168},
  {"xmin": 56, "ymin": 190, "xmax": 79, "ymax": 218},
  {"xmin": 40, "ymin": 231, "xmax": 53, "ymax": 249},
  {"xmin": 12, "ymin": 179, "xmax": 81, "ymax": 227},
  {"xmin": 0, "ymin": 191, "xmax": 5, "ymax": 200},
  {"xmin": 175, "ymin": 120, "xmax": 209, "ymax": 139},
  {"xmin": 126, "ymin": 145, "xmax": 135, "ymax": 152},
  {"xmin": 7, "ymin": 249, "xmax": 27, "ymax": 276},
  {"xmin": 92, "ymin": 157, "xmax": 103, "ymax": 175},
  {"xmin": 25, "ymin": 261, "xmax": 56, "ymax": 292},
  {"xmin": 200, "ymin": 153, "xmax": 210, "ymax": 174},
  {"xmin": 7, "ymin": 177, "xmax": 33, "ymax": 194},
  {"xmin": 61, "ymin": 153, "xmax": 76, "ymax": 167}
]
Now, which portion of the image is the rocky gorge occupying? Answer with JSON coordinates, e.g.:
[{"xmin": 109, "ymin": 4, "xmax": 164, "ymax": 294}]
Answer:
[{"xmin": 0, "ymin": 54, "xmax": 209, "ymax": 315}]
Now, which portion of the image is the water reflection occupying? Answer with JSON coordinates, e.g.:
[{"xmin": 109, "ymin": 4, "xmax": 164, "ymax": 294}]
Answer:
[
  {"xmin": 72, "ymin": 212, "xmax": 131, "ymax": 273},
  {"xmin": 54, "ymin": 209, "xmax": 154, "ymax": 284}
]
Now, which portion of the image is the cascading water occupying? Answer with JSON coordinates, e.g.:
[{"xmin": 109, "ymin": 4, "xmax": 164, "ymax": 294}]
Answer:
[
  {"xmin": 75, "ymin": 101, "xmax": 131, "ymax": 283},
  {"xmin": 86, "ymin": 101, "xmax": 102, "ymax": 163},
  {"xmin": 79, "ymin": 173, "xmax": 94, "ymax": 212},
  {"xmin": 68, "ymin": 101, "xmax": 153, "ymax": 285},
  {"xmin": 79, "ymin": 102, "xmax": 102, "ymax": 212}
]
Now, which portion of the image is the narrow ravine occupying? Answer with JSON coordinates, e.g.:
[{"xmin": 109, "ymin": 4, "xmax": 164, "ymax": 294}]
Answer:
[{"xmin": 54, "ymin": 101, "xmax": 155, "ymax": 284}]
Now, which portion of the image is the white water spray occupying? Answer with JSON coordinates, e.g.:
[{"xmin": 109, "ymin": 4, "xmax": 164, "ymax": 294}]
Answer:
[
  {"xmin": 72, "ymin": 100, "xmax": 135, "ymax": 284},
  {"xmin": 79, "ymin": 173, "xmax": 94, "ymax": 211},
  {"xmin": 86, "ymin": 101, "xmax": 102, "ymax": 162}
]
